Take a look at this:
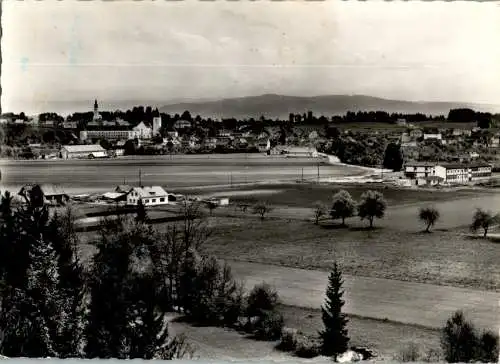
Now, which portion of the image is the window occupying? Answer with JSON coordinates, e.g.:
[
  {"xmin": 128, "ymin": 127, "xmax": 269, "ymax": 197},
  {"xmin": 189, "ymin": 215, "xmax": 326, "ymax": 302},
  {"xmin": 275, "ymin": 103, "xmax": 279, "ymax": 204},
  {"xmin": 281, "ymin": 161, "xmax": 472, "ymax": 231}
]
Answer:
[
  {"xmin": 160, "ymin": 197, "xmax": 165, "ymax": 202},
  {"xmin": 152, "ymin": 199, "xmax": 156, "ymax": 203},
  {"xmin": 144, "ymin": 199, "xmax": 149, "ymax": 203}
]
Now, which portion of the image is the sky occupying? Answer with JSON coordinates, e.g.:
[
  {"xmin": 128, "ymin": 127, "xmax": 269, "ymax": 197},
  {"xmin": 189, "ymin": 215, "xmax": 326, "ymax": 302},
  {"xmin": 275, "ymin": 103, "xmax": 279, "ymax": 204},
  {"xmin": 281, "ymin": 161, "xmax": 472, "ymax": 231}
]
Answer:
[{"xmin": 2, "ymin": 0, "xmax": 500, "ymax": 115}]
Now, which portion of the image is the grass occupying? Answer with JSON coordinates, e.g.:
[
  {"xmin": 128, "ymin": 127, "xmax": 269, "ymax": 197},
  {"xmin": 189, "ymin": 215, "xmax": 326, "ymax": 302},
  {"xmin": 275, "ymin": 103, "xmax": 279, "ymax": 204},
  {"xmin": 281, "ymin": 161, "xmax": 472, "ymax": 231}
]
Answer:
[
  {"xmin": 175, "ymin": 182, "xmax": 493, "ymax": 209},
  {"xmin": 202, "ymin": 216, "xmax": 500, "ymax": 291},
  {"xmin": 278, "ymin": 304, "xmax": 441, "ymax": 361}
]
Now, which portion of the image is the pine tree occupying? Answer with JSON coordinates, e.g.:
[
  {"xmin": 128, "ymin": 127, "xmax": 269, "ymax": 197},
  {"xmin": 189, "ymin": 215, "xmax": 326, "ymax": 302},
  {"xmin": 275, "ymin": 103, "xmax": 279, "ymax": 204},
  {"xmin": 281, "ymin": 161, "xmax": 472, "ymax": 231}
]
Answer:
[
  {"xmin": 85, "ymin": 228, "xmax": 133, "ymax": 358},
  {"xmin": 136, "ymin": 199, "xmax": 148, "ymax": 223},
  {"xmin": 45, "ymin": 209, "xmax": 86, "ymax": 358},
  {"xmin": 319, "ymin": 262, "xmax": 349, "ymax": 359},
  {"xmin": 0, "ymin": 201, "xmax": 61, "ymax": 358}
]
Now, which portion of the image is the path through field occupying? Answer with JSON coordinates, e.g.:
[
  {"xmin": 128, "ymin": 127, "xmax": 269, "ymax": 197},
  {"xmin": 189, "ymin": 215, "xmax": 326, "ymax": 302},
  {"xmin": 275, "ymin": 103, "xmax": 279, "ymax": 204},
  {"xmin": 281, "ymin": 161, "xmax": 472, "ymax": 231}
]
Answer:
[{"xmin": 227, "ymin": 260, "xmax": 500, "ymax": 332}]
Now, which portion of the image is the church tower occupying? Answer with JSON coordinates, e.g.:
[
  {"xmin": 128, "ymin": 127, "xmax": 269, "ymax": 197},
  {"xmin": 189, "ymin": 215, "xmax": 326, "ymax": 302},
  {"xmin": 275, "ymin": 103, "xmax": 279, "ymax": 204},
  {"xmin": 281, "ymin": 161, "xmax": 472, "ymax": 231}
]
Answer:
[{"xmin": 93, "ymin": 99, "xmax": 99, "ymax": 121}]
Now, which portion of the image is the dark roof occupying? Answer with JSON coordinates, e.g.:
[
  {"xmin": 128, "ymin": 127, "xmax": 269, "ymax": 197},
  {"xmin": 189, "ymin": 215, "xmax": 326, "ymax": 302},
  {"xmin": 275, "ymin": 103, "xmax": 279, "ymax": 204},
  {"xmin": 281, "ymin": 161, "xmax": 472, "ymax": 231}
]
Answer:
[
  {"xmin": 438, "ymin": 163, "xmax": 492, "ymax": 169},
  {"xmin": 405, "ymin": 161, "xmax": 436, "ymax": 167},
  {"xmin": 115, "ymin": 185, "xmax": 133, "ymax": 193}
]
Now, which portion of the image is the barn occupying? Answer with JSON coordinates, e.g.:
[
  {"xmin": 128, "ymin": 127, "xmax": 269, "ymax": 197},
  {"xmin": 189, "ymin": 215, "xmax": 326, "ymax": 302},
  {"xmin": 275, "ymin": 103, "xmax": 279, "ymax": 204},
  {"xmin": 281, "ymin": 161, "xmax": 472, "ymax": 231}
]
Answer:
[{"xmin": 60, "ymin": 144, "xmax": 107, "ymax": 159}]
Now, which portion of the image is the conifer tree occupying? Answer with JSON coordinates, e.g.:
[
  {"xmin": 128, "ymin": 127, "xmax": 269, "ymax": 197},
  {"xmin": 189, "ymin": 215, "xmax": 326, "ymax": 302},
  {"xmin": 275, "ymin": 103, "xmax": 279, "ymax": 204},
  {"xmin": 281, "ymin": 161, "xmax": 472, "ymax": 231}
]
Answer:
[
  {"xmin": 0, "ymin": 198, "xmax": 61, "ymax": 358},
  {"xmin": 136, "ymin": 199, "xmax": 148, "ymax": 223},
  {"xmin": 319, "ymin": 262, "xmax": 349, "ymax": 359},
  {"xmin": 46, "ymin": 208, "xmax": 86, "ymax": 357}
]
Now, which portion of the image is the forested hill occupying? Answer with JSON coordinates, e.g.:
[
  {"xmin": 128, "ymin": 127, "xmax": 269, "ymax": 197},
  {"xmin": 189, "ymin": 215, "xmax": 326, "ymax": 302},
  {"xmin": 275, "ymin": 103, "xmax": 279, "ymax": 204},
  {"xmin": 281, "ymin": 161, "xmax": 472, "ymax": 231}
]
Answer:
[{"xmin": 160, "ymin": 94, "xmax": 500, "ymax": 119}]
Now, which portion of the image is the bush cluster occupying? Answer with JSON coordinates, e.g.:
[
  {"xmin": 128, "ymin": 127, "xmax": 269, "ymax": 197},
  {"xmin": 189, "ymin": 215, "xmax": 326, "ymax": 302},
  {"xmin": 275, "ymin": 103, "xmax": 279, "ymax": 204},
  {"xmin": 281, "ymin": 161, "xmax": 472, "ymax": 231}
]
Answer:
[
  {"xmin": 277, "ymin": 328, "xmax": 321, "ymax": 358},
  {"xmin": 441, "ymin": 311, "xmax": 499, "ymax": 363}
]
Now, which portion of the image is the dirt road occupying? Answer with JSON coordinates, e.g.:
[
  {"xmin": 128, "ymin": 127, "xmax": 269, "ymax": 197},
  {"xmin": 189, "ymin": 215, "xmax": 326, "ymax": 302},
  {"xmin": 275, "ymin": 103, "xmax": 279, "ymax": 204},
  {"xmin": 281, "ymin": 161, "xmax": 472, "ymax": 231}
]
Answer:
[{"xmin": 227, "ymin": 260, "xmax": 500, "ymax": 331}]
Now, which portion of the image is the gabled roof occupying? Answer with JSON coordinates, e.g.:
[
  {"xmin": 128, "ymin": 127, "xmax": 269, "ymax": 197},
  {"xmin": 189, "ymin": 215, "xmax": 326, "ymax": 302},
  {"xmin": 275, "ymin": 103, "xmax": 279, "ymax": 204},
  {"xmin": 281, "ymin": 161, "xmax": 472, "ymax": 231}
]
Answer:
[
  {"xmin": 115, "ymin": 185, "xmax": 133, "ymax": 193},
  {"xmin": 133, "ymin": 121, "xmax": 152, "ymax": 130},
  {"xmin": 61, "ymin": 144, "xmax": 106, "ymax": 153},
  {"xmin": 131, "ymin": 186, "xmax": 168, "ymax": 198}
]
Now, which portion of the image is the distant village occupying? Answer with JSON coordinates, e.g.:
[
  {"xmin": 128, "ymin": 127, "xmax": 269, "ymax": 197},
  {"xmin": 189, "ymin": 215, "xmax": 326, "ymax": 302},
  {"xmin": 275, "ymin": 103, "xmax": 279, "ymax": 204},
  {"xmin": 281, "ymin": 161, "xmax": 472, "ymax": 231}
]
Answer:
[{"xmin": 1, "ymin": 100, "xmax": 500, "ymax": 188}]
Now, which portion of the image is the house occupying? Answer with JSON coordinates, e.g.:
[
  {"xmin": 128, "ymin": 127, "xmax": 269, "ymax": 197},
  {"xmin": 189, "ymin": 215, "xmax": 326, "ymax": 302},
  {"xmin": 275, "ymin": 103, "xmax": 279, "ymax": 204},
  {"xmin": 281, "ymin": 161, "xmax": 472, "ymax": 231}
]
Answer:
[
  {"xmin": 489, "ymin": 136, "xmax": 499, "ymax": 148},
  {"xmin": 203, "ymin": 137, "xmax": 217, "ymax": 149},
  {"xmin": 404, "ymin": 162, "xmax": 437, "ymax": 180},
  {"xmin": 18, "ymin": 184, "xmax": 69, "ymax": 206},
  {"xmin": 174, "ymin": 120, "xmax": 192, "ymax": 129},
  {"xmin": 132, "ymin": 121, "xmax": 153, "ymax": 139},
  {"xmin": 217, "ymin": 130, "xmax": 232, "ymax": 138},
  {"xmin": 60, "ymin": 144, "xmax": 107, "ymax": 159},
  {"xmin": 62, "ymin": 121, "xmax": 78, "ymax": 129},
  {"xmin": 400, "ymin": 132, "xmax": 412, "ymax": 144},
  {"xmin": 166, "ymin": 130, "xmax": 179, "ymax": 139},
  {"xmin": 423, "ymin": 133, "xmax": 442, "ymax": 141},
  {"xmin": 308, "ymin": 131, "xmax": 319, "ymax": 140},
  {"xmin": 126, "ymin": 186, "xmax": 169, "ymax": 206},
  {"xmin": 434, "ymin": 163, "xmax": 492, "ymax": 184},
  {"xmin": 409, "ymin": 129, "xmax": 423, "ymax": 139},
  {"xmin": 452, "ymin": 129, "xmax": 472, "ymax": 137},
  {"xmin": 116, "ymin": 118, "xmax": 131, "ymax": 127}
]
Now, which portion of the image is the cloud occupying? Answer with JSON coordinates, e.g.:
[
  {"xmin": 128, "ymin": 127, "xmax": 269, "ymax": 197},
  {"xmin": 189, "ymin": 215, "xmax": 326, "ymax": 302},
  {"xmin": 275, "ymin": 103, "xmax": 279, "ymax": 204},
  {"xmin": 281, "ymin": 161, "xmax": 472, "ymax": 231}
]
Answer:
[{"xmin": 2, "ymin": 0, "xmax": 499, "ymax": 114}]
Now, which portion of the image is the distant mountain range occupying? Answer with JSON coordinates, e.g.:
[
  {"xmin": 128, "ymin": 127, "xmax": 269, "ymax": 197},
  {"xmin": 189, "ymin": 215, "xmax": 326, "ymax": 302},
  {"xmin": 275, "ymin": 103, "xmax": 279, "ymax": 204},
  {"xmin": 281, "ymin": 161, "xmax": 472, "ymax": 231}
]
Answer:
[
  {"xmin": 159, "ymin": 94, "xmax": 500, "ymax": 119},
  {"xmin": 10, "ymin": 94, "xmax": 500, "ymax": 118}
]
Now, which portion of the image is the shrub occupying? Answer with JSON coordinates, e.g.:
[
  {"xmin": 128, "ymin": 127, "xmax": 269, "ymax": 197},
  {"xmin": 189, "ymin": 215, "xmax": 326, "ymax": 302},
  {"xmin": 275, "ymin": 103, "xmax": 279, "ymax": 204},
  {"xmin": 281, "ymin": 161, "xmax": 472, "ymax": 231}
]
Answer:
[
  {"xmin": 441, "ymin": 310, "xmax": 478, "ymax": 363},
  {"xmin": 185, "ymin": 256, "xmax": 244, "ymax": 327},
  {"xmin": 254, "ymin": 311, "xmax": 284, "ymax": 341},
  {"xmin": 252, "ymin": 203, "xmax": 273, "ymax": 221},
  {"xmin": 421, "ymin": 348, "xmax": 443, "ymax": 362},
  {"xmin": 276, "ymin": 328, "xmax": 299, "ymax": 352},
  {"xmin": 395, "ymin": 342, "xmax": 421, "ymax": 362},
  {"xmin": 246, "ymin": 282, "xmax": 279, "ymax": 319},
  {"xmin": 477, "ymin": 330, "xmax": 499, "ymax": 363},
  {"xmin": 294, "ymin": 335, "xmax": 321, "ymax": 358}
]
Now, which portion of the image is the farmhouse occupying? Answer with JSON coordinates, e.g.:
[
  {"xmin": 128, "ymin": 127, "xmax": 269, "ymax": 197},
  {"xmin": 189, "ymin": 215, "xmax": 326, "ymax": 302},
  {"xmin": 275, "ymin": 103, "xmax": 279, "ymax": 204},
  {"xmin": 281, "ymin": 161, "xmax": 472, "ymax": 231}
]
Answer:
[
  {"xmin": 60, "ymin": 144, "xmax": 107, "ymax": 159},
  {"xmin": 126, "ymin": 186, "xmax": 169, "ymax": 206}
]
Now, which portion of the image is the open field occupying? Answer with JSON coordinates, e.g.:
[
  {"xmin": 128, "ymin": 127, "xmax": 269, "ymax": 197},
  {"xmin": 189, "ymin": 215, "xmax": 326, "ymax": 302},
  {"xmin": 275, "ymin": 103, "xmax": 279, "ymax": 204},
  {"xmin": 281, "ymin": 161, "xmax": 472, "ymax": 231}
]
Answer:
[
  {"xmin": 0, "ymin": 154, "xmax": 369, "ymax": 195},
  {"xmin": 176, "ymin": 182, "xmax": 497, "ymax": 209},
  {"xmin": 225, "ymin": 260, "xmax": 500, "ymax": 332},
  {"xmin": 203, "ymin": 216, "xmax": 500, "ymax": 291},
  {"xmin": 278, "ymin": 305, "xmax": 441, "ymax": 361},
  {"xmin": 168, "ymin": 305, "xmax": 441, "ymax": 360}
]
